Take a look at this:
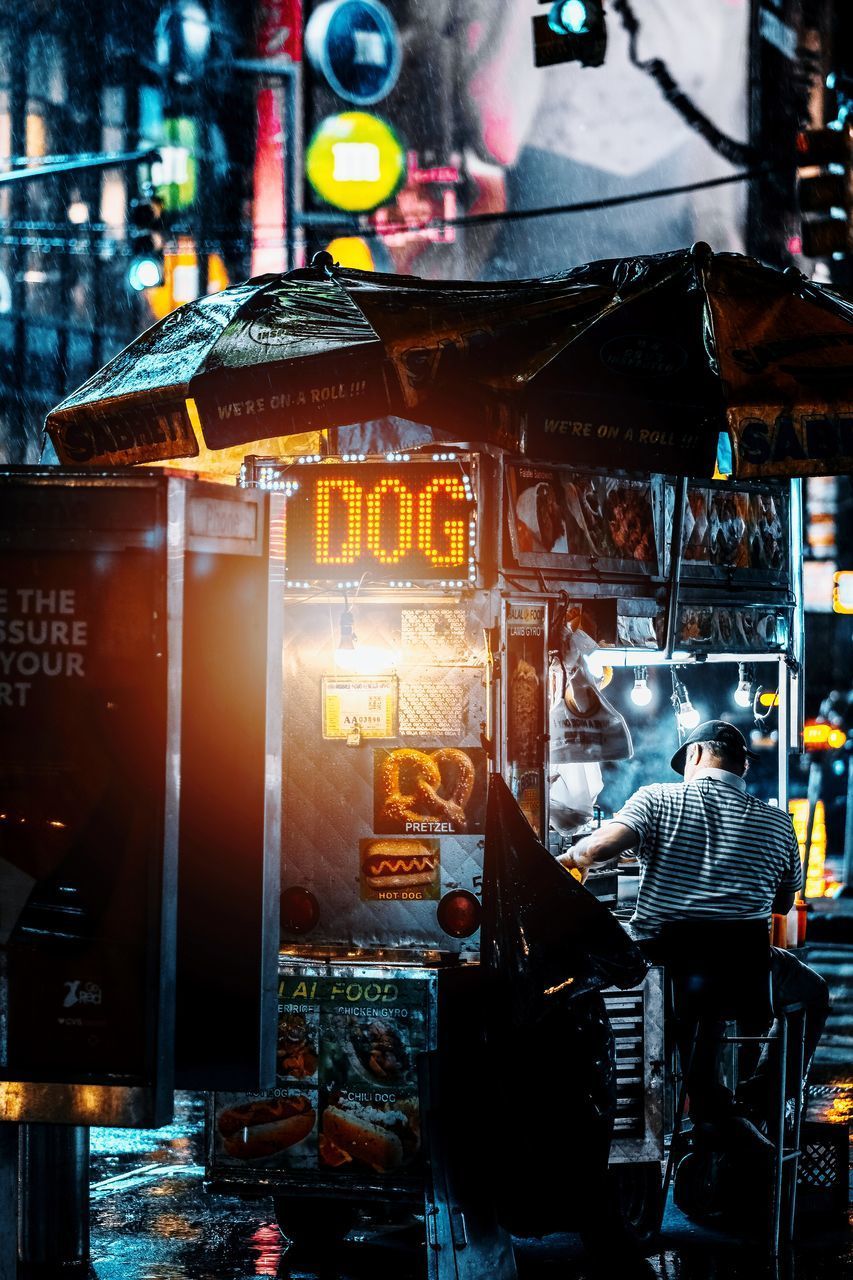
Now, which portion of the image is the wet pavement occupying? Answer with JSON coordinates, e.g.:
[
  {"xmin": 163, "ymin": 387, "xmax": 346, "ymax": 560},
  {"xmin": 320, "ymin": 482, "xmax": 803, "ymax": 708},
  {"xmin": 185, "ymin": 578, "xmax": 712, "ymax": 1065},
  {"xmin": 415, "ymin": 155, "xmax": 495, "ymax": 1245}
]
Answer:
[
  {"xmin": 21, "ymin": 928, "xmax": 853, "ymax": 1279},
  {"xmin": 77, "ymin": 1086, "xmax": 853, "ymax": 1280}
]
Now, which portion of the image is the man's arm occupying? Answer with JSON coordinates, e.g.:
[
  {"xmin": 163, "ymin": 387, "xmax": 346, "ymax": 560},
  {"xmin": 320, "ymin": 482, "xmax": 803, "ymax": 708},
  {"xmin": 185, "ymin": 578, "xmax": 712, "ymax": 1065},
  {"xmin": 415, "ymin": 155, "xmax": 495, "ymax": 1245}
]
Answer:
[
  {"xmin": 557, "ymin": 822, "xmax": 639, "ymax": 882},
  {"xmin": 772, "ymin": 889, "xmax": 795, "ymax": 916},
  {"xmin": 772, "ymin": 826, "xmax": 804, "ymax": 917}
]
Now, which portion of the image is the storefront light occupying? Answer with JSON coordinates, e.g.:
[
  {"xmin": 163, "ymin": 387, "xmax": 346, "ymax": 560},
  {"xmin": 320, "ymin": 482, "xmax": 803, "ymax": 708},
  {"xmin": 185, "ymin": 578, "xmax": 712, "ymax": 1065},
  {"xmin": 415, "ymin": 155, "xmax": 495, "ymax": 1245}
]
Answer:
[
  {"xmin": 128, "ymin": 256, "xmax": 165, "ymax": 291},
  {"xmin": 66, "ymin": 200, "xmax": 89, "ymax": 225},
  {"xmin": 155, "ymin": 1, "xmax": 212, "ymax": 84},
  {"xmin": 803, "ymin": 722, "xmax": 847, "ymax": 750}
]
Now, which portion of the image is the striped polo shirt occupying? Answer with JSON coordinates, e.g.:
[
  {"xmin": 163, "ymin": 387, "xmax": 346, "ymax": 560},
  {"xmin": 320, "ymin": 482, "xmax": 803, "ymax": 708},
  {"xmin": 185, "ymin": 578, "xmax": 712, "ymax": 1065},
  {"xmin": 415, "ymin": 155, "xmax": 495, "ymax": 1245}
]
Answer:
[{"xmin": 614, "ymin": 767, "xmax": 803, "ymax": 937}]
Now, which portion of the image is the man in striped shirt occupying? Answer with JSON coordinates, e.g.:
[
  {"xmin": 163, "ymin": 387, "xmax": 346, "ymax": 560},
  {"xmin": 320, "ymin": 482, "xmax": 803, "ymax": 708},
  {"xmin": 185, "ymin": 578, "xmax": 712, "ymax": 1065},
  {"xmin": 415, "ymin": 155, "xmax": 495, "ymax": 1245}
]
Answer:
[{"xmin": 559, "ymin": 720, "xmax": 829, "ymax": 1136}]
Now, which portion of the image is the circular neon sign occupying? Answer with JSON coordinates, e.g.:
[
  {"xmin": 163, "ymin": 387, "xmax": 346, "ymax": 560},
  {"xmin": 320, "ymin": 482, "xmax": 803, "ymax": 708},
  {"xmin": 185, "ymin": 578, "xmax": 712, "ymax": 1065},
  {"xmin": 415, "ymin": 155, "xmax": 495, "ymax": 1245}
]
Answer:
[
  {"xmin": 305, "ymin": 0, "xmax": 402, "ymax": 106},
  {"xmin": 305, "ymin": 111, "xmax": 406, "ymax": 212}
]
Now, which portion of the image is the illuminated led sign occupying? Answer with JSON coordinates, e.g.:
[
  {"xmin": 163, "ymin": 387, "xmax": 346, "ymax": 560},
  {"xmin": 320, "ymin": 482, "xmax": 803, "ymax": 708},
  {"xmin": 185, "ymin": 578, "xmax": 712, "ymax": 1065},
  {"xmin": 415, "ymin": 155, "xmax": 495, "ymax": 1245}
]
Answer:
[{"xmin": 262, "ymin": 460, "xmax": 475, "ymax": 584}]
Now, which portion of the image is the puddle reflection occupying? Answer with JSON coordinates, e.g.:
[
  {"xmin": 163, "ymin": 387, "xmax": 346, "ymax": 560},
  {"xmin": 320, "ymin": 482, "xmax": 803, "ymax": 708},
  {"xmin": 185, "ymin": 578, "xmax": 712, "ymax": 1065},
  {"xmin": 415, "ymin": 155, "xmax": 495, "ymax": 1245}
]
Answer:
[{"xmin": 249, "ymin": 1224, "xmax": 284, "ymax": 1276}]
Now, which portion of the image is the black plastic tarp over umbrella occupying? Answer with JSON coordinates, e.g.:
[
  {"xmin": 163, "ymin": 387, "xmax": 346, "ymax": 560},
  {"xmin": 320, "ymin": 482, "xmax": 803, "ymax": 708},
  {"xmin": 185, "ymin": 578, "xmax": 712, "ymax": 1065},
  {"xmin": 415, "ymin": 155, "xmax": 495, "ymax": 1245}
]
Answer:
[
  {"xmin": 470, "ymin": 774, "xmax": 648, "ymax": 1237},
  {"xmin": 46, "ymin": 244, "xmax": 853, "ymax": 478}
]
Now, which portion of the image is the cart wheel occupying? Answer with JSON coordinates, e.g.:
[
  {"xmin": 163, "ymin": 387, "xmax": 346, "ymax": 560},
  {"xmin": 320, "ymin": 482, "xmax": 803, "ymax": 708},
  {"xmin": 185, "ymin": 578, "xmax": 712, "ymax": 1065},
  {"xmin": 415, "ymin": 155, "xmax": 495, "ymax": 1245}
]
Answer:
[
  {"xmin": 672, "ymin": 1151, "xmax": 710, "ymax": 1220},
  {"xmin": 611, "ymin": 1162, "xmax": 662, "ymax": 1247},
  {"xmin": 577, "ymin": 1163, "xmax": 661, "ymax": 1258},
  {"xmin": 273, "ymin": 1197, "xmax": 357, "ymax": 1249}
]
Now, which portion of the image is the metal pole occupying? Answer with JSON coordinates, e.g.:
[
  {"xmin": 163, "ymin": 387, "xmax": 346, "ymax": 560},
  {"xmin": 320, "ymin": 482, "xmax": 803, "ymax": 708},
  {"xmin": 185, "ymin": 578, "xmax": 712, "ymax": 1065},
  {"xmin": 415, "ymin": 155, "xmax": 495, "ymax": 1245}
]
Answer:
[
  {"xmin": 18, "ymin": 1124, "xmax": 90, "ymax": 1270},
  {"xmin": 777, "ymin": 655, "xmax": 789, "ymax": 812},
  {"xmin": 283, "ymin": 72, "xmax": 297, "ymax": 272},
  {"xmin": 790, "ymin": 480, "xmax": 805, "ymax": 755},
  {"xmin": 801, "ymin": 759, "xmax": 822, "ymax": 898},
  {"xmin": 0, "ymin": 1124, "xmax": 16, "ymax": 1280},
  {"xmin": 664, "ymin": 476, "xmax": 687, "ymax": 659},
  {"xmin": 841, "ymin": 753, "xmax": 853, "ymax": 892},
  {"xmin": 8, "ymin": 11, "xmax": 28, "ymax": 462},
  {"xmin": 0, "ymin": 148, "xmax": 161, "ymax": 184},
  {"xmin": 195, "ymin": 82, "xmax": 211, "ymax": 298},
  {"xmin": 222, "ymin": 60, "xmax": 300, "ymax": 272}
]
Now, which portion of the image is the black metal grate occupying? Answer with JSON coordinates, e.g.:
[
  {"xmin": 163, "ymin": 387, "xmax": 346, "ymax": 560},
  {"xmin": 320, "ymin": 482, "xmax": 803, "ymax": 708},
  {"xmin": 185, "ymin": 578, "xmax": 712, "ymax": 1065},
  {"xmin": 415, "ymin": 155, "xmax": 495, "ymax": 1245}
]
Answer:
[
  {"xmin": 796, "ymin": 1122, "xmax": 849, "ymax": 1218},
  {"xmin": 799, "ymin": 1139, "xmax": 839, "ymax": 1188},
  {"xmin": 605, "ymin": 990, "xmax": 646, "ymax": 1139}
]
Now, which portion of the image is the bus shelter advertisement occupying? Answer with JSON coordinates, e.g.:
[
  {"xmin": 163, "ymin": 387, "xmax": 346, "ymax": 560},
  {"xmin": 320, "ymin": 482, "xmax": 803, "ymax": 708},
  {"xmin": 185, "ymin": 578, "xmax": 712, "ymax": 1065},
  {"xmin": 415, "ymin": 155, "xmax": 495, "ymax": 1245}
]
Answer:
[
  {"xmin": 0, "ymin": 542, "xmax": 168, "ymax": 1086},
  {"xmin": 213, "ymin": 968, "xmax": 435, "ymax": 1182}
]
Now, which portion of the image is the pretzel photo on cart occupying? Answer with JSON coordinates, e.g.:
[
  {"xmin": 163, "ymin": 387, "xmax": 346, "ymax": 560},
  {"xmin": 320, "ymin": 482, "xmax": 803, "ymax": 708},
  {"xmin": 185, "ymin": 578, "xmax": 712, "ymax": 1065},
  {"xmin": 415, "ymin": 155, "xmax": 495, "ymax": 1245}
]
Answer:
[{"xmin": 373, "ymin": 747, "xmax": 485, "ymax": 835}]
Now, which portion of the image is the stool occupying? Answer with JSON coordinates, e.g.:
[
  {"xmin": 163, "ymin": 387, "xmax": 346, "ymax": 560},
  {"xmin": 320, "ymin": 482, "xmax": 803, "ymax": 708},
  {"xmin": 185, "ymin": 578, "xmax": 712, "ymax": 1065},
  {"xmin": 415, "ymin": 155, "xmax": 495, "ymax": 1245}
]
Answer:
[{"xmin": 653, "ymin": 919, "xmax": 807, "ymax": 1257}]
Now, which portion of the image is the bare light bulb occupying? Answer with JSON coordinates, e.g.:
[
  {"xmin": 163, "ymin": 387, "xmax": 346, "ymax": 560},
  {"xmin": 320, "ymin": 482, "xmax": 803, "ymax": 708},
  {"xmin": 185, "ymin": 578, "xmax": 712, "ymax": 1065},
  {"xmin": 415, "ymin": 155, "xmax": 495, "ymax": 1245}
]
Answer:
[
  {"xmin": 335, "ymin": 607, "xmax": 357, "ymax": 668},
  {"xmin": 678, "ymin": 700, "xmax": 701, "ymax": 732},
  {"xmin": 734, "ymin": 680, "xmax": 753, "ymax": 708},
  {"xmin": 631, "ymin": 671, "xmax": 653, "ymax": 707},
  {"xmin": 734, "ymin": 663, "xmax": 753, "ymax": 708}
]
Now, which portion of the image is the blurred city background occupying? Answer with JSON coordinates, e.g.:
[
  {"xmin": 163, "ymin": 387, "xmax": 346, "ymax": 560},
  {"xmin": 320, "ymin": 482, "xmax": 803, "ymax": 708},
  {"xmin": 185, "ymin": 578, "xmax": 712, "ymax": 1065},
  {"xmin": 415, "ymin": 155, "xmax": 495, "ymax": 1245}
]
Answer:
[
  {"xmin": 2, "ymin": 5, "xmax": 853, "ymax": 1275},
  {"xmin": 1, "ymin": 0, "xmax": 852, "ymax": 867}
]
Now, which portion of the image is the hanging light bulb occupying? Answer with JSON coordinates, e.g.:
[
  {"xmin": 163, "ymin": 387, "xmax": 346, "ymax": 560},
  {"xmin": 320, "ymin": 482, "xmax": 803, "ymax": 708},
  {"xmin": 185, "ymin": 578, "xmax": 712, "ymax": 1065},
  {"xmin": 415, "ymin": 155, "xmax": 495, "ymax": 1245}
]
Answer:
[
  {"xmin": 672, "ymin": 667, "xmax": 701, "ymax": 733},
  {"xmin": 586, "ymin": 652, "xmax": 605, "ymax": 680},
  {"xmin": 733, "ymin": 662, "xmax": 753, "ymax": 708},
  {"xmin": 333, "ymin": 603, "xmax": 398, "ymax": 675},
  {"xmin": 677, "ymin": 696, "xmax": 701, "ymax": 732},
  {"xmin": 334, "ymin": 606, "xmax": 358, "ymax": 670},
  {"xmin": 631, "ymin": 666, "xmax": 653, "ymax": 707}
]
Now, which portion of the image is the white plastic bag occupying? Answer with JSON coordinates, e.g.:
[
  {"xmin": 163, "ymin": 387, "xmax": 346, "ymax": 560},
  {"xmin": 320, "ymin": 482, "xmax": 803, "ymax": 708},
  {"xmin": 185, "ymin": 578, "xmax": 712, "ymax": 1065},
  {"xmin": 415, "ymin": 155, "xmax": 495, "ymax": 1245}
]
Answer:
[
  {"xmin": 549, "ymin": 654, "xmax": 633, "ymax": 764},
  {"xmin": 549, "ymin": 762, "xmax": 604, "ymax": 835}
]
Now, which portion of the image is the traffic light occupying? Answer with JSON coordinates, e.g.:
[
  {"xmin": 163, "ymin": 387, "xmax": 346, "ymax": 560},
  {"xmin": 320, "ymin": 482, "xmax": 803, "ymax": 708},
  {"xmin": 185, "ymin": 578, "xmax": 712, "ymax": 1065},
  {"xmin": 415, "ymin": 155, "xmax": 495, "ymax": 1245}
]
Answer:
[
  {"xmin": 532, "ymin": 0, "xmax": 607, "ymax": 69},
  {"xmin": 796, "ymin": 127, "xmax": 851, "ymax": 259},
  {"xmin": 127, "ymin": 195, "xmax": 166, "ymax": 291}
]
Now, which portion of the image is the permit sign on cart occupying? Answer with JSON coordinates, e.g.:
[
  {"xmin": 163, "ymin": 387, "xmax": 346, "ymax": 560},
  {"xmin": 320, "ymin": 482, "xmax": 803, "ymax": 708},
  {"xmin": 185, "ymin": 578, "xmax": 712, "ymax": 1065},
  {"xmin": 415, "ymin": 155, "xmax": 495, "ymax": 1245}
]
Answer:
[{"xmin": 322, "ymin": 675, "xmax": 398, "ymax": 739}]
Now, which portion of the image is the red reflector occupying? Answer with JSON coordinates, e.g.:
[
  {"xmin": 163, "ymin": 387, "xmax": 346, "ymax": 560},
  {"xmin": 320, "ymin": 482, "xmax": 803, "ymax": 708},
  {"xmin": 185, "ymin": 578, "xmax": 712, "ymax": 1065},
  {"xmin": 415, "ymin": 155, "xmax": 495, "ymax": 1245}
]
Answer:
[
  {"xmin": 281, "ymin": 886, "xmax": 320, "ymax": 934},
  {"xmin": 436, "ymin": 890, "xmax": 481, "ymax": 939}
]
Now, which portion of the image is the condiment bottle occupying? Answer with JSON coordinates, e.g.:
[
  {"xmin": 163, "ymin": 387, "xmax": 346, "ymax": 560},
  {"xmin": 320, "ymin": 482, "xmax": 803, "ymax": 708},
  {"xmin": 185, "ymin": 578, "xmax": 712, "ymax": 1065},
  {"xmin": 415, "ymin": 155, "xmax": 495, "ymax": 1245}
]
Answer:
[
  {"xmin": 796, "ymin": 898, "xmax": 808, "ymax": 947},
  {"xmin": 771, "ymin": 913, "xmax": 787, "ymax": 948},
  {"xmin": 786, "ymin": 905, "xmax": 799, "ymax": 949}
]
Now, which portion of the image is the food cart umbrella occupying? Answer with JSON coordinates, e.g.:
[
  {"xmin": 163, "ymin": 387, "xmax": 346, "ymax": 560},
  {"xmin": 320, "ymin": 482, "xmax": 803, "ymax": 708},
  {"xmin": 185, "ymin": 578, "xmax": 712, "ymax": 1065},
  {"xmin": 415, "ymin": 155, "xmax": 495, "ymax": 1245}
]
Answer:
[{"xmin": 45, "ymin": 243, "xmax": 853, "ymax": 478}]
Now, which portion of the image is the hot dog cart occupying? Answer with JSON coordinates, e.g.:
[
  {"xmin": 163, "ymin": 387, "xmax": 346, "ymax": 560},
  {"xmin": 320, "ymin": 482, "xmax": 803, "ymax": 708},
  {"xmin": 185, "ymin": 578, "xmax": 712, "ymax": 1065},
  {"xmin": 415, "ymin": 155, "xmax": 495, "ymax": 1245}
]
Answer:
[{"xmin": 202, "ymin": 444, "xmax": 802, "ymax": 1246}]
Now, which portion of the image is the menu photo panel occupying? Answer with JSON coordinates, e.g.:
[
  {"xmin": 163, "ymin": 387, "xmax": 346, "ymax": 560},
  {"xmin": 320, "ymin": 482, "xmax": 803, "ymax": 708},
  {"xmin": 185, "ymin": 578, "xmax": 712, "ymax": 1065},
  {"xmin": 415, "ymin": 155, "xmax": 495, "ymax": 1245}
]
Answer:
[
  {"xmin": 681, "ymin": 481, "xmax": 789, "ymax": 584},
  {"xmin": 505, "ymin": 461, "xmax": 660, "ymax": 575}
]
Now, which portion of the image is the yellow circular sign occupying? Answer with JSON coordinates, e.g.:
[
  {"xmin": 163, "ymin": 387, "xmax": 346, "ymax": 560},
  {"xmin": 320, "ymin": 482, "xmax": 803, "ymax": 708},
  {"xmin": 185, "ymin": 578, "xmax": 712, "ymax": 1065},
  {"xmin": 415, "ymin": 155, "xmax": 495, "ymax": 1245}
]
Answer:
[
  {"xmin": 325, "ymin": 236, "xmax": 375, "ymax": 270},
  {"xmin": 306, "ymin": 111, "xmax": 406, "ymax": 212}
]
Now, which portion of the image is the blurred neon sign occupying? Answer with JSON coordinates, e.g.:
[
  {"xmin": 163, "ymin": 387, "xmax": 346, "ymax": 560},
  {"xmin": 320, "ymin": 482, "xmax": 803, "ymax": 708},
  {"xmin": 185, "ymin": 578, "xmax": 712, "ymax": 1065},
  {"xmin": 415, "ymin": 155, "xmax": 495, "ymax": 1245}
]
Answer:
[
  {"xmin": 306, "ymin": 112, "xmax": 405, "ymax": 212},
  {"xmin": 789, "ymin": 798, "xmax": 827, "ymax": 898},
  {"xmin": 803, "ymin": 721, "xmax": 847, "ymax": 749}
]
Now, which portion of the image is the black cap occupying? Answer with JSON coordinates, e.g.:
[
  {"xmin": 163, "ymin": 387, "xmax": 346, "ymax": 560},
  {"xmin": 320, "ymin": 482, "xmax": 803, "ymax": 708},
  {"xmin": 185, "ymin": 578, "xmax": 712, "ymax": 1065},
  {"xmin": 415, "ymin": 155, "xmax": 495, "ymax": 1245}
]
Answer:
[{"xmin": 670, "ymin": 719, "xmax": 758, "ymax": 776}]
